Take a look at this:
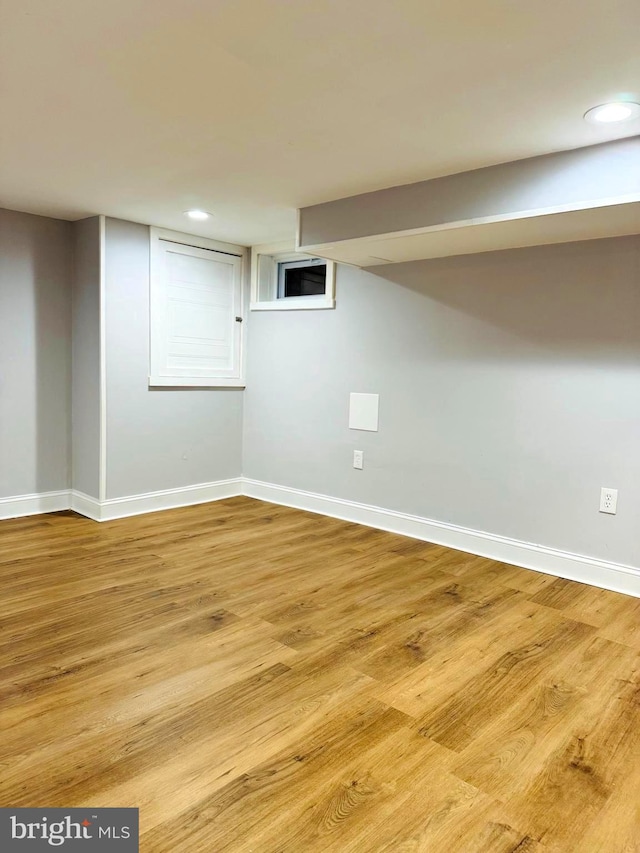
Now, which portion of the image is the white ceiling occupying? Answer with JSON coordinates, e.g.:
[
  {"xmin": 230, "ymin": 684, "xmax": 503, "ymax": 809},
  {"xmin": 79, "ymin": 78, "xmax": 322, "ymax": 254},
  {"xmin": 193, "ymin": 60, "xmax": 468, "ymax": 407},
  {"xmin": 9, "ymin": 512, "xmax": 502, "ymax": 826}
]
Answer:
[{"xmin": 1, "ymin": 0, "xmax": 639, "ymax": 246}]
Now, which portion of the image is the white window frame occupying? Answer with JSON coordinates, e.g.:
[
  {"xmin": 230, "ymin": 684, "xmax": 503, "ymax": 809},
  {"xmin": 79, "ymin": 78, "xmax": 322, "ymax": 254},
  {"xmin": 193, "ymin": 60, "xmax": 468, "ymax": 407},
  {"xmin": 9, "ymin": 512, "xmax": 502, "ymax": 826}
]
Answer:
[
  {"xmin": 250, "ymin": 241, "xmax": 336, "ymax": 311},
  {"xmin": 149, "ymin": 227, "xmax": 247, "ymax": 388}
]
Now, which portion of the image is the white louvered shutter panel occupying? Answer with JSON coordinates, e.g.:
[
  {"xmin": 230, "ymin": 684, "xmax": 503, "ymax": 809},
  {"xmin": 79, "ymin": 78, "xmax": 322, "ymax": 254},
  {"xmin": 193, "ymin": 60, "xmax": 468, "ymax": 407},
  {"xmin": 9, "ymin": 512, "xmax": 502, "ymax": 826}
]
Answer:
[{"xmin": 150, "ymin": 238, "xmax": 243, "ymax": 386}]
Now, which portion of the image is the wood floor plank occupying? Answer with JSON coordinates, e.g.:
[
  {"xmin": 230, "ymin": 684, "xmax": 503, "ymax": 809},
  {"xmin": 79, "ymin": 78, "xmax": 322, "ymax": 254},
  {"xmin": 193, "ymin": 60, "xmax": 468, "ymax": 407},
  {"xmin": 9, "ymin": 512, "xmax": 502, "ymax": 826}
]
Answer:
[
  {"xmin": 412, "ymin": 611, "xmax": 596, "ymax": 751},
  {"xmin": 452, "ymin": 634, "xmax": 640, "ymax": 803},
  {"xmin": 1, "ymin": 497, "xmax": 639, "ymax": 852},
  {"xmin": 141, "ymin": 700, "xmax": 415, "ymax": 852},
  {"xmin": 500, "ymin": 641, "xmax": 640, "ymax": 851},
  {"xmin": 371, "ymin": 597, "xmax": 560, "ymax": 718}
]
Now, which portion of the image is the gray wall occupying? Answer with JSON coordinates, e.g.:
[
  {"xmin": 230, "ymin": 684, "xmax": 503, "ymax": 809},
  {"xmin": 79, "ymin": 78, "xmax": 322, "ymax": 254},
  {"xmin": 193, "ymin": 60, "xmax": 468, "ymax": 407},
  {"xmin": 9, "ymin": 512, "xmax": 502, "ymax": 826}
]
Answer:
[
  {"xmin": 103, "ymin": 218, "xmax": 244, "ymax": 499},
  {"xmin": 71, "ymin": 217, "xmax": 102, "ymax": 498},
  {"xmin": 243, "ymin": 235, "xmax": 640, "ymax": 568},
  {"xmin": 0, "ymin": 208, "xmax": 72, "ymax": 499}
]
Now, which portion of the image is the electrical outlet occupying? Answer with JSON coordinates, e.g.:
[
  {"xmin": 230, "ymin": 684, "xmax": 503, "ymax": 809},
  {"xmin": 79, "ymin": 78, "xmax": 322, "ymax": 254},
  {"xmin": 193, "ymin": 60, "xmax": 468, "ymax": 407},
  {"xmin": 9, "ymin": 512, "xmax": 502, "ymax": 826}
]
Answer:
[
  {"xmin": 353, "ymin": 450, "xmax": 364, "ymax": 470},
  {"xmin": 599, "ymin": 487, "xmax": 618, "ymax": 514}
]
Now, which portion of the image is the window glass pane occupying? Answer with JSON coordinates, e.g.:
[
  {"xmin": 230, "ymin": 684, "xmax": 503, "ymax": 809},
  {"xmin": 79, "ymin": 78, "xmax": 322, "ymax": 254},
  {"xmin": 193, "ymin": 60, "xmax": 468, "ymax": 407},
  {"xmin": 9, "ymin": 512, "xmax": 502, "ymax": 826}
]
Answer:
[{"xmin": 284, "ymin": 264, "xmax": 326, "ymax": 297}]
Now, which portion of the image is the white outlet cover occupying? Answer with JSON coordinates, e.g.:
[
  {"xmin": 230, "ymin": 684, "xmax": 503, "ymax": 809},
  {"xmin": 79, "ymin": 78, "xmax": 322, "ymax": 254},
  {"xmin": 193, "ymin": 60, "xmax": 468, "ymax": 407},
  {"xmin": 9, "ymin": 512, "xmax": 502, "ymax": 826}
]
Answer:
[
  {"xmin": 599, "ymin": 487, "xmax": 618, "ymax": 515},
  {"xmin": 349, "ymin": 393, "xmax": 379, "ymax": 432}
]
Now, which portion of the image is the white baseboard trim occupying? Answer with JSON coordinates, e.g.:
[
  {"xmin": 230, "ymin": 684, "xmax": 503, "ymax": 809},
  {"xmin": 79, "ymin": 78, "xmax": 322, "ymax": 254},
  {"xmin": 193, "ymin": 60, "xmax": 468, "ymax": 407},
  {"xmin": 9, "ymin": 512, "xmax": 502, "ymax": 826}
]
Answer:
[
  {"xmin": 0, "ymin": 490, "xmax": 71, "ymax": 520},
  {"xmin": 69, "ymin": 490, "xmax": 103, "ymax": 521},
  {"xmin": 71, "ymin": 479, "xmax": 243, "ymax": 522},
  {"xmin": 4, "ymin": 478, "xmax": 639, "ymax": 599},
  {"xmin": 242, "ymin": 478, "xmax": 640, "ymax": 599}
]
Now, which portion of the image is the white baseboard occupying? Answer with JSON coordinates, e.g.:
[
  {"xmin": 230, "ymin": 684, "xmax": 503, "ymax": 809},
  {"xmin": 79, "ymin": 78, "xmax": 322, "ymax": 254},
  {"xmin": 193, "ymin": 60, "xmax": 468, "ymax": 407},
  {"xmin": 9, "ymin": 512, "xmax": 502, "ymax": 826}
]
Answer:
[
  {"xmin": 69, "ymin": 490, "xmax": 103, "ymax": 521},
  {"xmin": 242, "ymin": 478, "xmax": 640, "ymax": 599},
  {"xmin": 0, "ymin": 490, "xmax": 71, "ymax": 520},
  {"xmin": 4, "ymin": 478, "xmax": 639, "ymax": 599},
  {"xmin": 0, "ymin": 482, "xmax": 244, "ymax": 523},
  {"xmin": 71, "ymin": 479, "xmax": 243, "ymax": 522}
]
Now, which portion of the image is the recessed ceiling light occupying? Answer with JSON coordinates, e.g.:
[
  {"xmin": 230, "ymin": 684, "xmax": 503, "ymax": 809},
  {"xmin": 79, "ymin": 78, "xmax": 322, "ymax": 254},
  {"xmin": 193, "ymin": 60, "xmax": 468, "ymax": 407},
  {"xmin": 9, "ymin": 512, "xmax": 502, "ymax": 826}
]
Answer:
[
  {"xmin": 584, "ymin": 102, "xmax": 640, "ymax": 124},
  {"xmin": 185, "ymin": 209, "xmax": 210, "ymax": 220}
]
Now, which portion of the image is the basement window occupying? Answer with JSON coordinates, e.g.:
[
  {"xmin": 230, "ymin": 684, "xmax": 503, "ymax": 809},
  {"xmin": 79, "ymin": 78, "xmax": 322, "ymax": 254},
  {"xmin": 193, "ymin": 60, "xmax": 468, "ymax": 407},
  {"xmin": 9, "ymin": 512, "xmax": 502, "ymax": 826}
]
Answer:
[
  {"xmin": 250, "ymin": 243, "xmax": 336, "ymax": 311},
  {"xmin": 277, "ymin": 257, "xmax": 326, "ymax": 298}
]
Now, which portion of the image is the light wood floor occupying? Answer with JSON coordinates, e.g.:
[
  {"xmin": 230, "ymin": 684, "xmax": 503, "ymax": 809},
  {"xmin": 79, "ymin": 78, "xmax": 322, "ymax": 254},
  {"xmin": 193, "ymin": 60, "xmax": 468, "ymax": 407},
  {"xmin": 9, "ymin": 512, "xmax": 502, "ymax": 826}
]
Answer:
[{"xmin": 1, "ymin": 498, "xmax": 640, "ymax": 852}]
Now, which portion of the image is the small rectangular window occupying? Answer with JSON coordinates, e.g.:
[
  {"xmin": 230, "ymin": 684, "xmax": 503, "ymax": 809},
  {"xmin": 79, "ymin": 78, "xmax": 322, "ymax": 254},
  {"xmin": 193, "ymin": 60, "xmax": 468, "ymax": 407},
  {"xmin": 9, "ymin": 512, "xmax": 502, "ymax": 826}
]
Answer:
[
  {"xmin": 277, "ymin": 258, "xmax": 327, "ymax": 298},
  {"xmin": 250, "ymin": 243, "xmax": 336, "ymax": 311}
]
